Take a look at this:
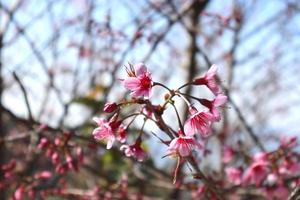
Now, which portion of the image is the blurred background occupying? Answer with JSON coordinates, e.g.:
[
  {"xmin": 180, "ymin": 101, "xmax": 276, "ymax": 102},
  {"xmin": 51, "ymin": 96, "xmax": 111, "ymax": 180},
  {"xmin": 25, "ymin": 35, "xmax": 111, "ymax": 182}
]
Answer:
[{"xmin": 1, "ymin": 0, "xmax": 300, "ymax": 199}]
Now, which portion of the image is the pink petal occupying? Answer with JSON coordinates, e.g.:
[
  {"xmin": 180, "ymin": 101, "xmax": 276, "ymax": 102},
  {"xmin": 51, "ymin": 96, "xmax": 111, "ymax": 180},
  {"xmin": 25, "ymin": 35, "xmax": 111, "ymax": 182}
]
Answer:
[
  {"xmin": 206, "ymin": 64, "xmax": 217, "ymax": 79},
  {"xmin": 106, "ymin": 139, "xmax": 114, "ymax": 149},
  {"xmin": 169, "ymin": 138, "xmax": 179, "ymax": 149},
  {"xmin": 214, "ymin": 94, "xmax": 227, "ymax": 107},
  {"xmin": 92, "ymin": 127, "xmax": 104, "ymax": 139},
  {"xmin": 93, "ymin": 117, "xmax": 105, "ymax": 125},
  {"xmin": 123, "ymin": 77, "xmax": 140, "ymax": 89},
  {"xmin": 179, "ymin": 145, "xmax": 189, "ymax": 157},
  {"xmin": 207, "ymin": 79, "xmax": 220, "ymax": 95},
  {"xmin": 184, "ymin": 120, "xmax": 195, "ymax": 136},
  {"xmin": 135, "ymin": 63, "xmax": 147, "ymax": 76}
]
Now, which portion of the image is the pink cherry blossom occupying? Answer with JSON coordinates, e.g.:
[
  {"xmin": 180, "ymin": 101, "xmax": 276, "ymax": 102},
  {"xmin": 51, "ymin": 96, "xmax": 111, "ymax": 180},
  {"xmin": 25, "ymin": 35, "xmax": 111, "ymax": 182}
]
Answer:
[
  {"xmin": 280, "ymin": 135, "xmax": 297, "ymax": 149},
  {"xmin": 37, "ymin": 137, "xmax": 49, "ymax": 149},
  {"xmin": 167, "ymin": 131, "xmax": 202, "ymax": 157},
  {"xmin": 123, "ymin": 63, "xmax": 152, "ymax": 97},
  {"xmin": 264, "ymin": 185, "xmax": 289, "ymax": 200},
  {"xmin": 281, "ymin": 159, "xmax": 300, "ymax": 176},
  {"xmin": 225, "ymin": 167, "xmax": 242, "ymax": 185},
  {"xmin": 223, "ymin": 146, "xmax": 234, "ymax": 163},
  {"xmin": 243, "ymin": 159, "xmax": 269, "ymax": 186},
  {"xmin": 92, "ymin": 117, "xmax": 117, "ymax": 149},
  {"xmin": 200, "ymin": 94, "xmax": 227, "ymax": 121},
  {"xmin": 184, "ymin": 107, "xmax": 214, "ymax": 137},
  {"xmin": 193, "ymin": 64, "xmax": 220, "ymax": 95},
  {"xmin": 120, "ymin": 141, "xmax": 147, "ymax": 162},
  {"xmin": 253, "ymin": 152, "xmax": 269, "ymax": 162}
]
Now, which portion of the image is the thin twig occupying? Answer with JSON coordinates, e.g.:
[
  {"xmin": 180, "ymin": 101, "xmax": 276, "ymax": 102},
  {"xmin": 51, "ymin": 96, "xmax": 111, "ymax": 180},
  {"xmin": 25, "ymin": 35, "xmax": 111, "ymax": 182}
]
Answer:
[{"xmin": 12, "ymin": 71, "xmax": 34, "ymax": 122}]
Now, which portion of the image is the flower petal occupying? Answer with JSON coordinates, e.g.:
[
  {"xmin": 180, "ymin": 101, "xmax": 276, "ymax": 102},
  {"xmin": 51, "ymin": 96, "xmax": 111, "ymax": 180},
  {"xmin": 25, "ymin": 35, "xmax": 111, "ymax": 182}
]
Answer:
[
  {"xmin": 135, "ymin": 63, "xmax": 147, "ymax": 76},
  {"xmin": 123, "ymin": 77, "xmax": 140, "ymax": 89},
  {"xmin": 214, "ymin": 94, "xmax": 227, "ymax": 107},
  {"xmin": 206, "ymin": 64, "xmax": 218, "ymax": 79}
]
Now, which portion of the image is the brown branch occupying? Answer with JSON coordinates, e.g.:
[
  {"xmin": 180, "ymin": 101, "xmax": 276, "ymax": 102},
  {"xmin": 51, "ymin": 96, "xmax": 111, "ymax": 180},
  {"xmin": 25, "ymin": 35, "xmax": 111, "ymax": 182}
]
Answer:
[{"xmin": 288, "ymin": 185, "xmax": 300, "ymax": 200}]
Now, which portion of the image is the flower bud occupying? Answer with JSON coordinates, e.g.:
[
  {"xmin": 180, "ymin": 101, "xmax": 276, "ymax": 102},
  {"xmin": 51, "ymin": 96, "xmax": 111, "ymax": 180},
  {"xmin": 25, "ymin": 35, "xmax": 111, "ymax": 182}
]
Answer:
[
  {"xmin": 164, "ymin": 93, "xmax": 170, "ymax": 100},
  {"xmin": 54, "ymin": 137, "xmax": 62, "ymax": 146},
  {"xmin": 35, "ymin": 171, "xmax": 52, "ymax": 179},
  {"xmin": 51, "ymin": 152, "xmax": 60, "ymax": 165},
  {"xmin": 38, "ymin": 138, "xmax": 49, "ymax": 149},
  {"xmin": 14, "ymin": 186, "xmax": 25, "ymax": 200},
  {"xmin": 103, "ymin": 102, "xmax": 118, "ymax": 113}
]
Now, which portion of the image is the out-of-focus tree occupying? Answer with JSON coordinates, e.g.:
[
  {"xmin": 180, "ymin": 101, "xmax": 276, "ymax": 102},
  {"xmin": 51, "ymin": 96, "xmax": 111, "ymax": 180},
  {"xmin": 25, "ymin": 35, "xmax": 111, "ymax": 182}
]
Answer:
[{"xmin": 1, "ymin": 0, "xmax": 300, "ymax": 199}]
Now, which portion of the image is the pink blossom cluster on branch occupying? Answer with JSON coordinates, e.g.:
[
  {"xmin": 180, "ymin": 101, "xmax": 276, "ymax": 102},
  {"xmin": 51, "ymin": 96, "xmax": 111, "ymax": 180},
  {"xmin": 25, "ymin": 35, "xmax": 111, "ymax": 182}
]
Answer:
[
  {"xmin": 3, "ymin": 131, "xmax": 86, "ymax": 200},
  {"xmin": 92, "ymin": 63, "xmax": 227, "ymax": 180},
  {"xmin": 222, "ymin": 136, "xmax": 300, "ymax": 199}
]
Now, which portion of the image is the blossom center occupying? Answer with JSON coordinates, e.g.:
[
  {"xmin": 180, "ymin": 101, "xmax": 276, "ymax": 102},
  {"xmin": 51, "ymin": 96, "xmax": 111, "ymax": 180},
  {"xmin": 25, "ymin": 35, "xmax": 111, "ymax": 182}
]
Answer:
[{"xmin": 140, "ymin": 76, "xmax": 152, "ymax": 89}]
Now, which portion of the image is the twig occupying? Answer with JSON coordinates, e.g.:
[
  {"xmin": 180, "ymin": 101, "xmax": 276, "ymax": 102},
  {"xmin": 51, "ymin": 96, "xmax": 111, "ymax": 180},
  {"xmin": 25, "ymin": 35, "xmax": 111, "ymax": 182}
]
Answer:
[
  {"xmin": 12, "ymin": 71, "xmax": 34, "ymax": 122},
  {"xmin": 288, "ymin": 185, "xmax": 300, "ymax": 200},
  {"xmin": 188, "ymin": 157, "xmax": 225, "ymax": 200}
]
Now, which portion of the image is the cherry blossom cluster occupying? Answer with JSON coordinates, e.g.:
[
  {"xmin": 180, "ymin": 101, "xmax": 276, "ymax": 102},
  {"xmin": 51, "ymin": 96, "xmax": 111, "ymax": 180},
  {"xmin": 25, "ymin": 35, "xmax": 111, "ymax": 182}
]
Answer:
[
  {"xmin": 92, "ymin": 63, "xmax": 227, "ymax": 165},
  {"xmin": 38, "ymin": 131, "xmax": 84, "ymax": 174},
  {"xmin": 186, "ymin": 136, "xmax": 300, "ymax": 199},
  {"xmin": 0, "ymin": 131, "xmax": 86, "ymax": 200},
  {"xmin": 224, "ymin": 136, "xmax": 300, "ymax": 199},
  {"xmin": 0, "ymin": 159, "xmax": 55, "ymax": 200}
]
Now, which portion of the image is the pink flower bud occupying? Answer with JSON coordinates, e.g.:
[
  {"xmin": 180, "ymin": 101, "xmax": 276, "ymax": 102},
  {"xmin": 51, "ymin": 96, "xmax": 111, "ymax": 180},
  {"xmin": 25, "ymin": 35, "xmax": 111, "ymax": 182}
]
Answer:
[
  {"xmin": 38, "ymin": 138, "xmax": 49, "ymax": 149},
  {"xmin": 5, "ymin": 172, "xmax": 14, "ymax": 179},
  {"xmin": 38, "ymin": 124, "xmax": 48, "ymax": 131},
  {"xmin": 54, "ymin": 137, "xmax": 62, "ymax": 146},
  {"xmin": 51, "ymin": 152, "xmax": 60, "ymax": 165},
  {"xmin": 2, "ymin": 160, "xmax": 16, "ymax": 171},
  {"xmin": 103, "ymin": 102, "xmax": 118, "ymax": 113},
  {"xmin": 63, "ymin": 131, "xmax": 72, "ymax": 141},
  {"xmin": 76, "ymin": 147, "xmax": 84, "ymax": 163},
  {"xmin": 28, "ymin": 189, "xmax": 35, "ymax": 199},
  {"xmin": 35, "ymin": 171, "xmax": 52, "ymax": 179},
  {"xmin": 56, "ymin": 164, "xmax": 67, "ymax": 174},
  {"xmin": 66, "ymin": 155, "xmax": 75, "ymax": 170},
  {"xmin": 14, "ymin": 187, "xmax": 25, "ymax": 200},
  {"xmin": 46, "ymin": 148, "xmax": 54, "ymax": 157}
]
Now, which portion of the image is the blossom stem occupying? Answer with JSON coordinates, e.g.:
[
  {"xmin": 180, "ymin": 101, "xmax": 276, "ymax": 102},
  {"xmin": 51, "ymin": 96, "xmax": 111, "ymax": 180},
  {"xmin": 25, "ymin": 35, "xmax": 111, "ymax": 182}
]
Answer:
[
  {"xmin": 150, "ymin": 131, "xmax": 167, "ymax": 145},
  {"xmin": 121, "ymin": 113, "xmax": 141, "ymax": 122},
  {"xmin": 139, "ymin": 118, "xmax": 147, "ymax": 135},
  {"xmin": 173, "ymin": 157, "xmax": 181, "ymax": 184},
  {"xmin": 125, "ymin": 114, "xmax": 139, "ymax": 129},
  {"xmin": 176, "ymin": 92, "xmax": 191, "ymax": 107},
  {"xmin": 177, "ymin": 81, "xmax": 193, "ymax": 91},
  {"xmin": 170, "ymin": 103, "xmax": 184, "ymax": 135},
  {"xmin": 177, "ymin": 92, "xmax": 201, "ymax": 102},
  {"xmin": 153, "ymin": 82, "xmax": 173, "ymax": 93}
]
